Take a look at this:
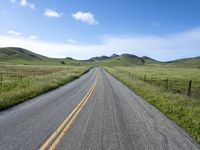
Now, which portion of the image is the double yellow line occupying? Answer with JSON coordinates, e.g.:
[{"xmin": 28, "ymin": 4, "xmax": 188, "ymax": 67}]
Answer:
[{"xmin": 39, "ymin": 72, "xmax": 98, "ymax": 150}]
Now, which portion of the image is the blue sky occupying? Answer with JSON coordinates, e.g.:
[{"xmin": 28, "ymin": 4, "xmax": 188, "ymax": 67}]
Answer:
[{"xmin": 0, "ymin": 0, "xmax": 200, "ymax": 60}]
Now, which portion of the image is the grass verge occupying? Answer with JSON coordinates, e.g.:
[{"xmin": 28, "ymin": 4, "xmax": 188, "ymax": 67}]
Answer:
[
  {"xmin": 0, "ymin": 65, "xmax": 91, "ymax": 110},
  {"xmin": 106, "ymin": 67, "xmax": 200, "ymax": 143}
]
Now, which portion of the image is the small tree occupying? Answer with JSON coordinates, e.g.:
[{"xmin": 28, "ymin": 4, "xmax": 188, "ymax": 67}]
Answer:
[{"xmin": 60, "ymin": 60, "xmax": 66, "ymax": 65}]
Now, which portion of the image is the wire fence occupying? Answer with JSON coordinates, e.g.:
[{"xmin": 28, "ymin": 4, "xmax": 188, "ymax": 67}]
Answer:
[
  {"xmin": 0, "ymin": 69, "xmax": 78, "ymax": 89},
  {"xmin": 0, "ymin": 72, "xmax": 51, "ymax": 89},
  {"xmin": 125, "ymin": 71, "xmax": 200, "ymax": 99}
]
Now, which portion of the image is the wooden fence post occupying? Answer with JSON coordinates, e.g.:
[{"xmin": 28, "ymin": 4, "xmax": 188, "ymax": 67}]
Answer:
[
  {"xmin": 0, "ymin": 73, "xmax": 2, "ymax": 86},
  {"xmin": 187, "ymin": 80, "xmax": 192, "ymax": 97}
]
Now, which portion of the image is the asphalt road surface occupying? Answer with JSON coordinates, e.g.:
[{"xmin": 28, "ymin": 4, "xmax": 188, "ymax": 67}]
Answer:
[{"xmin": 0, "ymin": 68, "xmax": 199, "ymax": 150}]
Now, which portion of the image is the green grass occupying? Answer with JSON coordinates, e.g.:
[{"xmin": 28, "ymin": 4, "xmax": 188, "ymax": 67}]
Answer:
[
  {"xmin": 0, "ymin": 47, "xmax": 91, "ymax": 66},
  {"xmin": 1, "ymin": 47, "xmax": 200, "ymax": 68},
  {"xmin": 0, "ymin": 65, "xmax": 90, "ymax": 110},
  {"xmin": 1, "ymin": 47, "xmax": 200, "ymax": 142},
  {"xmin": 113, "ymin": 66, "xmax": 200, "ymax": 98},
  {"xmin": 0, "ymin": 47, "xmax": 61, "ymax": 65},
  {"xmin": 166, "ymin": 56, "xmax": 200, "ymax": 68},
  {"xmin": 106, "ymin": 66, "xmax": 200, "ymax": 143},
  {"xmin": 92, "ymin": 54, "xmax": 154, "ymax": 67}
]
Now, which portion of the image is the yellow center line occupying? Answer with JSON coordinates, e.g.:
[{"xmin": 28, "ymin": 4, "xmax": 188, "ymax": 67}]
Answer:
[{"xmin": 39, "ymin": 71, "xmax": 98, "ymax": 150}]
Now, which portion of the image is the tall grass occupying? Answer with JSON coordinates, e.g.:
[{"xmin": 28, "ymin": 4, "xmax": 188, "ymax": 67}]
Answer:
[
  {"xmin": 106, "ymin": 67, "xmax": 200, "ymax": 143},
  {"xmin": 114, "ymin": 66, "xmax": 200, "ymax": 98},
  {"xmin": 0, "ymin": 65, "xmax": 90, "ymax": 110}
]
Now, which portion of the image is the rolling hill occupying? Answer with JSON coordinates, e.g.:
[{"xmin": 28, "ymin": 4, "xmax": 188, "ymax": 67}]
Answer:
[
  {"xmin": 0, "ymin": 47, "xmax": 88, "ymax": 66},
  {"xmin": 0, "ymin": 47, "xmax": 46, "ymax": 60},
  {"xmin": 0, "ymin": 47, "xmax": 61, "ymax": 65},
  {"xmin": 0, "ymin": 47, "xmax": 199, "ymax": 67},
  {"xmin": 90, "ymin": 53, "xmax": 159, "ymax": 66},
  {"xmin": 166, "ymin": 56, "xmax": 200, "ymax": 68}
]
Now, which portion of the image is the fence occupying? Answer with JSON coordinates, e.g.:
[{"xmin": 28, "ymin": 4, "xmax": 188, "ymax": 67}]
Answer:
[
  {"xmin": 126, "ymin": 71, "xmax": 200, "ymax": 99},
  {"xmin": 0, "ymin": 72, "xmax": 48, "ymax": 88},
  {"xmin": 0, "ymin": 70, "xmax": 74, "ymax": 89}
]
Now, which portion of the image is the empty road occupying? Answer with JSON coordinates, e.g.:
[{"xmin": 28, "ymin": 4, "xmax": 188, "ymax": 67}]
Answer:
[{"xmin": 0, "ymin": 68, "xmax": 199, "ymax": 150}]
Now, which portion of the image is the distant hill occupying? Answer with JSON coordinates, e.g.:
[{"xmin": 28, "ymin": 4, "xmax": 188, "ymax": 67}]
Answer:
[
  {"xmin": 90, "ymin": 53, "xmax": 159, "ymax": 66},
  {"xmin": 0, "ymin": 48, "xmax": 159, "ymax": 66},
  {"xmin": 90, "ymin": 53, "xmax": 200, "ymax": 68},
  {"xmin": 89, "ymin": 54, "xmax": 119, "ymax": 61},
  {"xmin": 0, "ymin": 47, "xmax": 199, "ymax": 67},
  {"xmin": 89, "ymin": 55, "xmax": 110, "ymax": 61},
  {"xmin": 166, "ymin": 56, "xmax": 200, "ymax": 68},
  {"xmin": 0, "ymin": 47, "xmax": 60, "ymax": 65},
  {"xmin": 0, "ymin": 47, "xmax": 49, "ymax": 60},
  {"xmin": 0, "ymin": 47, "xmax": 90, "ymax": 66},
  {"xmin": 142, "ymin": 56, "xmax": 159, "ymax": 64}
]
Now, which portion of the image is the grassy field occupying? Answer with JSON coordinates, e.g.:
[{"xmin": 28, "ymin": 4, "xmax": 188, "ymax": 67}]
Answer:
[
  {"xmin": 106, "ymin": 66, "xmax": 200, "ymax": 143},
  {"xmin": 114, "ymin": 66, "xmax": 200, "ymax": 98},
  {"xmin": 0, "ymin": 65, "xmax": 90, "ymax": 110}
]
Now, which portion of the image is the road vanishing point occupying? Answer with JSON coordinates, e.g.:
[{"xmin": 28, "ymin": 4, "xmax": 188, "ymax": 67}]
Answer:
[{"xmin": 0, "ymin": 68, "xmax": 199, "ymax": 150}]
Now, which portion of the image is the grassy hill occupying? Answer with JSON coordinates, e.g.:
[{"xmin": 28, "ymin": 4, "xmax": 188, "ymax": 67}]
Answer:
[
  {"xmin": 166, "ymin": 56, "xmax": 200, "ymax": 68},
  {"xmin": 0, "ymin": 47, "xmax": 89, "ymax": 66},
  {"xmin": 0, "ymin": 47, "xmax": 47, "ymax": 60},
  {"xmin": 91, "ymin": 53, "xmax": 159, "ymax": 67},
  {"xmin": 0, "ymin": 47, "xmax": 199, "ymax": 67},
  {"xmin": 0, "ymin": 47, "xmax": 61, "ymax": 65}
]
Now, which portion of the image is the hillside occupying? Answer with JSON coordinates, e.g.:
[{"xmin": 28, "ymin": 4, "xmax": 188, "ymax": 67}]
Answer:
[
  {"xmin": 0, "ymin": 47, "xmax": 94, "ymax": 66},
  {"xmin": 0, "ymin": 47, "xmax": 48, "ymax": 60},
  {"xmin": 0, "ymin": 47, "xmax": 199, "ymax": 67},
  {"xmin": 0, "ymin": 47, "xmax": 158, "ymax": 66},
  {"xmin": 0, "ymin": 47, "xmax": 60, "ymax": 65},
  {"xmin": 89, "ymin": 54, "xmax": 119, "ymax": 61},
  {"xmin": 142, "ymin": 56, "xmax": 159, "ymax": 64},
  {"xmin": 91, "ymin": 53, "xmax": 200, "ymax": 67},
  {"xmin": 166, "ymin": 56, "xmax": 200, "ymax": 68},
  {"xmin": 91, "ymin": 53, "xmax": 159, "ymax": 66}
]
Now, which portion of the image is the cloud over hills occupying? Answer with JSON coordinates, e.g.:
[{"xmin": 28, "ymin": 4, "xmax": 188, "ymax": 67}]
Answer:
[{"xmin": 1, "ymin": 27, "xmax": 200, "ymax": 60}]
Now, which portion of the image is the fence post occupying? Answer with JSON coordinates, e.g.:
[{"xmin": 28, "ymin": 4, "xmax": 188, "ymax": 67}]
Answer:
[
  {"xmin": 187, "ymin": 80, "xmax": 192, "ymax": 97},
  {"xmin": 0, "ymin": 73, "xmax": 2, "ymax": 86}
]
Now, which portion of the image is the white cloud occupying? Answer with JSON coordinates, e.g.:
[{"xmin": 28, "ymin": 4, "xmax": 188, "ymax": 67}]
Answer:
[
  {"xmin": 29, "ymin": 35, "xmax": 39, "ymax": 40},
  {"xmin": 19, "ymin": 0, "xmax": 36, "ymax": 10},
  {"xmin": 1, "ymin": 27, "xmax": 200, "ymax": 60},
  {"xmin": 7, "ymin": 30, "xmax": 21, "ymax": 36},
  {"xmin": 44, "ymin": 9, "xmax": 62, "ymax": 18},
  {"xmin": 67, "ymin": 39, "xmax": 77, "ymax": 44},
  {"xmin": 72, "ymin": 11, "xmax": 98, "ymax": 25}
]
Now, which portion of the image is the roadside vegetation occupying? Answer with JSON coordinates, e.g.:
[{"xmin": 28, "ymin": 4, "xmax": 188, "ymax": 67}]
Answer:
[
  {"xmin": 106, "ymin": 66, "xmax": 200, "ymax": 143},
  {"xmin": 0, "ymin": 65, "xmax": 90, "ymax": 110},
  {"xmin": 1, "ymin": 47, "xmax": 200, "ymax": 142}
]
